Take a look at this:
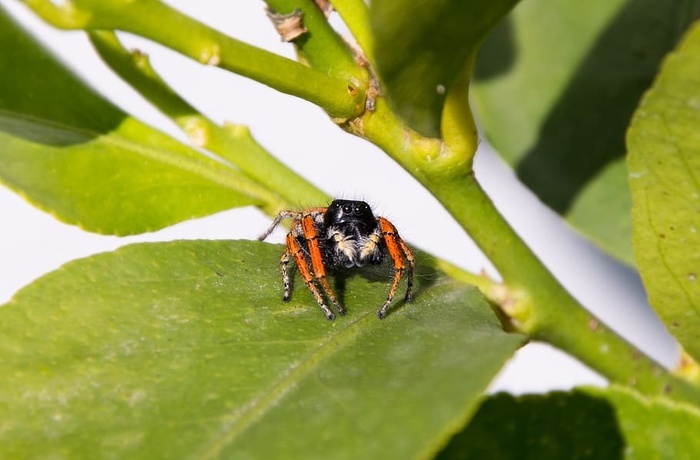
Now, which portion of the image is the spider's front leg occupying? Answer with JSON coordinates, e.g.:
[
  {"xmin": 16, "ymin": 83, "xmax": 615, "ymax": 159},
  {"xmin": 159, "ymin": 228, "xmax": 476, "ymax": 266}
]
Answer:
[
  {"xmin": 283, "ymin": 214, "xmax": 346, "ymax": 320},
  {"xmin": 376, "ymin": 217, "xmax": 415, "ymax": 319},
  {"xmin": 284, "ymin": 233, "xmax": 337, "ymax": 320},
  {"xmin": 258, "ymin": 210, "xmax": 301, "ymax": 241},
  {"xmin": 299, "ymin": 214, "xmax": 346, "ymax": 319}
]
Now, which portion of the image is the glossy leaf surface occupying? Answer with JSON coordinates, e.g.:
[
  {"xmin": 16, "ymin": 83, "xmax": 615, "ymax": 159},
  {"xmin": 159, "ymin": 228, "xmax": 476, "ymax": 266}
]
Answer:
[
  {"xmin": 471, "ymin": 0, "xmax": 700, "ymax": 265},
  {"xmin": 0, "ymin": 240, "xmax": 524, "ymax": 458},
  {"xmin": 0, "ymin": 6, "xmax": 255, "ymax": 235},
  {"xmin": 627, "ymin": 21, "xmax": 700, "ymax": 360}
]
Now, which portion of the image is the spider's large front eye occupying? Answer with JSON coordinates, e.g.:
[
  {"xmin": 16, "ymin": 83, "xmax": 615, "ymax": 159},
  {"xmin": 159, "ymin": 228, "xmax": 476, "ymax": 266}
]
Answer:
[
  {"xmin": 352, "ymin": 202, "xmax": 375, "ymax": 222},
  {"xmin": 353, "ymin": 202, "xmax": 369, "ymax": 213},
  {"xmin": 325, "ymin": 199, "xmax": 376, "ymax": 229}
]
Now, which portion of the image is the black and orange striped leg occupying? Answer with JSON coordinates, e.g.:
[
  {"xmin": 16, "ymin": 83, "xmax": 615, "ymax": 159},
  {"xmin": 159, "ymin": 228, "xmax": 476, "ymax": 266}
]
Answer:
[
  {"xmin": 299, "ymin": 214, "xmax": 345, "ymax": 318},
  {"xmin": 377, "ymin": 267, "xmax": 405, "ymax": 319},
  {"xmin": 285, "ymin": 234, "xmax": 336, "ymax": 320},
  {"xmin": 318, "ymin": 277, "xmax": 345, "ymax": 317},
  {"xmin": 376, "ymin": 217, "xmax": 416, "ymax": 319},
  {"xmin": 397, "ymin": 238, "xmax": 415, "ymax": 303}
]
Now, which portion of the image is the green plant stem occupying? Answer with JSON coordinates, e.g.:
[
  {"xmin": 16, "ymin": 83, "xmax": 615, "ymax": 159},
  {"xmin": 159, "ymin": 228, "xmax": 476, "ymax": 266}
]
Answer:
[
  {"xmin": 329, "ymin": 0, "xmax": 375, "ymax": 65},
  {"xmin": 440, "ymin": 53, "xmax": 479, "ymax": 166},
  {"xmin": 264, "ymin": 0, "xmax": 363, "ymax": 81},
  {"xmin": 88, "ymin": 31, "xmax": 328, "ymax": 214},
  {"xmin": 347, "ymin": 99, "xmax": 700, "ymax": 407},
  {"xmin": 449, "ymin": 181, "xmax": 700, "ymax": 406},
  {"xmin": 22, "ymin": 0, "xmax": 365, "ymax": 119}
]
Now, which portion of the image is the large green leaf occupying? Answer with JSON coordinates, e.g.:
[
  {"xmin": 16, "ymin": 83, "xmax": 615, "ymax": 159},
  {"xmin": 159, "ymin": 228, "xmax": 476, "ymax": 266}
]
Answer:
[
  {"xmin": 472, "ymin": 0, "xmax": 700, "ymax": 265},
  {"xmin": 438, "ymin": 386, "xmax": 700, "ymax": 459},
  {"xmin": 0, "ymin": 6, "xmax": 256, "ymax": 235},
  {"xmin": 627, "ymin": 21, "xmax": 700, "ymax": 360},
  {"xmin": 370, "ymin": 0, "xmax": 519, "ymax": 137},
  {"xmin": 0, "ymin": 240, "xmax": 524, "ymax": 458}
]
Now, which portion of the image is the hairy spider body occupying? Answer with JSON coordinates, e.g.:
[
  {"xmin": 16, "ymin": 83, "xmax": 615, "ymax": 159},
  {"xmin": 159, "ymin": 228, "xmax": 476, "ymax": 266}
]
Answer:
[{"xmin": 258, "ymin": 199, "xmax": 415, "ymax": 320}]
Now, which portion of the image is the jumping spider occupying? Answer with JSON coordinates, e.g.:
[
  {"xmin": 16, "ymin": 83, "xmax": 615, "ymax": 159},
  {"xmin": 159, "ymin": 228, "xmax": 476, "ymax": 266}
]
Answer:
[{"xmin": 258, "ymin": 199, "xmax": 415, "ymax": 320}]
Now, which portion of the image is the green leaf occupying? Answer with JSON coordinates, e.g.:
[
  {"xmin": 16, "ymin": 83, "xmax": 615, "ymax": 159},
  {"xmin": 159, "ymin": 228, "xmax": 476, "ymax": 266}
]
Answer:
[
  {"xmin": 471, "ymin": 0, "xmax": 700, "ymax": 265},
  {"xmin": 566, "ymin": 157, "xmax": 633, "ymax": 262},
  {"xmin": 627, "ymin": 21, "xmax": 700, "ymax": 360},
  {"xmin": 438, "ymin": 386, "xmax": 700, "ymax": 459},
  {"xmin": 0, "ymin": 6, "xmax": 258, "ymax": 236},
  {"xmin": 369, "ymin": 0, "xmax": 519, "ymax": 138},
  {"xmin": 0, "ymin": 240, "xmax": 524, "ymax": 458}
]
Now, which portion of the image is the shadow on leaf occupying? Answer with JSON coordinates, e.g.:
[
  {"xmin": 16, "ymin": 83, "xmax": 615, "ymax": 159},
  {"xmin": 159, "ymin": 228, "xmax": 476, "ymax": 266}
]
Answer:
[{"xmin": 438, "ymin": 391, "xmax": 625, "ymax": 459}]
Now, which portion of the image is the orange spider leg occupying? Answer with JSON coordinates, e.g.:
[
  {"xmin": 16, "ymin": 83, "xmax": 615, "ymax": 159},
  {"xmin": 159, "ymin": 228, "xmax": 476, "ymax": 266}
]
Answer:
[
  {"xmin": 285, "ymin": 232, "xmax": 336, "ymax": 320},
  {"xmin": 376, "ymin": 217, "xmax": 415, "ymax": 319},
  {"xmin": 396, "ymin": 236, "xmax": 415, "ymax": 302},
  {"xmin": 300, "ymin": 214, "xmax": 345, "ymax": 317}
]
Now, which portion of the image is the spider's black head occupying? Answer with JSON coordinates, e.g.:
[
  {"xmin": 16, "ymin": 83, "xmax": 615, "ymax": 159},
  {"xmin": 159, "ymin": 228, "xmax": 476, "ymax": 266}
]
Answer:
[{"xmin": 324, "ymin": 199, "xmax": 377, "ymax": 236}]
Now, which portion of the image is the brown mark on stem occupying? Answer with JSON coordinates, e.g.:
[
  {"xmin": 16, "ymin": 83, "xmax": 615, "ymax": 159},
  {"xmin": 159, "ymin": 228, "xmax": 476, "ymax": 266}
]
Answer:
[
  {"xmin": 266, "ymin": 7, "xmax": 307, "ymax": 42},
  {"xmin": 314, "ymin": 0, "xmax": 334, "ymax": 17},
  {"xmin": 588, "ymin": 317, "xmax": 600, "ymax": 331}
]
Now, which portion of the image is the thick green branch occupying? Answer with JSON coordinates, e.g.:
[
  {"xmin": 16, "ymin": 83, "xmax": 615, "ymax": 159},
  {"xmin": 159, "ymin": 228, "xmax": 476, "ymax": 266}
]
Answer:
[
  {"xmin": 23, "ymin": 0, "xmax": 365, "ymax": 119},
  {"xmin": 347, "ymin": 99, "xmax": 700, "ymax": 407},
  {"xmin": 345, "ymin": 98, "xmax": 466, "ymax": 180},
  {"xmin": 441, "ymin": 177, "xmax": 700, "ymax": 407},
  {"xmin": 440, "ymin": 53, "xmax": 479, "ymax": 168}
]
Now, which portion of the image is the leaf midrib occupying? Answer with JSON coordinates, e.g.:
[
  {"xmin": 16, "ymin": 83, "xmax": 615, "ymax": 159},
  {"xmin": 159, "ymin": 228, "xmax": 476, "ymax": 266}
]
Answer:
[
  {"xmin": 0, "ymin": 107, "xmax": 276, "ymax": 203},
  {"xmin": 195, "ymin": 308, "xmax": 375, "ymax": 458}
]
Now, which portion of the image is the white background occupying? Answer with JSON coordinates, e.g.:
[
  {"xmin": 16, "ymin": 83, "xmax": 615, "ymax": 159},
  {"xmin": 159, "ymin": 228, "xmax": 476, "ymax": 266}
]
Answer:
[{"xmin": 0, "ymin": 0, "xmax": 678, "ymax": 393}]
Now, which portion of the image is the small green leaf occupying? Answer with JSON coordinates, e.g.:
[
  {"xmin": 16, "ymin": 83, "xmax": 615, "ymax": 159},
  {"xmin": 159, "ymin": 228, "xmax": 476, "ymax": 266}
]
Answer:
[
  {"xmin": 472, "ymin": 0, "xmax": 700, "ymax": 265},
  {"xmin": 439, "ymin": 386, "xmax": 700, "ymax": 459},
  {"xmin": 0, "ymin": 240, "xmax": 524, "ymax": 458},
  {"xmin": 370, "ymin": 0, "xmax": 519, "ymax": 137},
  {"xmin": 627, "ymin": 21, "xmax": 700, "ymax": 360},
  {"xmin": 0, "ymin": 6, "xmax": 257, "ymax": 235}
]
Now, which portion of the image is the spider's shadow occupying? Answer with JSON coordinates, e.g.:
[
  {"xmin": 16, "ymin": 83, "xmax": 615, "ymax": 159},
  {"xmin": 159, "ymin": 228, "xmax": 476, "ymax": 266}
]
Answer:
[
  {"xmin": 297, "ymin": 249, "xmax": 442, "ymax": 315},
  {"xmin": 278, "ymin": 247, "xmax": 444, "ymax": 318}
]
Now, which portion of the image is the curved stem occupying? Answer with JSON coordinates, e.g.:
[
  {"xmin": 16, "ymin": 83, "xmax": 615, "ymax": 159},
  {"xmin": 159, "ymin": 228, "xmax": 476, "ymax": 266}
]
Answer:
[
  {"xmin": 88, "ymin": 31, "xmax": 328, "ymax": 214},
  {"xmin": 329, "ymin": 0, "xmax": 375, "ymax": 66},
  {"xmin": 440, "ymin": 52, "xmax": 479, "ymax": 168},
  {"xmin": 23, "ymin": 0, "xmax": 365, "ymax": 119},
  {"xmin": 348, "ymin": 98, "xmax": 700, "ymax": 407}
]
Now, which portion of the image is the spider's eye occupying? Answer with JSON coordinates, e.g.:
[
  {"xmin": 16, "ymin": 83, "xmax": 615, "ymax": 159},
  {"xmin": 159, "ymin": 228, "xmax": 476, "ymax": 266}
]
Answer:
[
  {"xmin": 325, "ymin": 199, "xmax": 375, "ymax": 227},
  {"xmin": 354, "ymin": 203, "xmax": 370, "ymax": 214}
]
